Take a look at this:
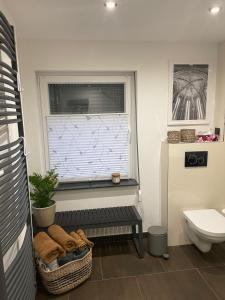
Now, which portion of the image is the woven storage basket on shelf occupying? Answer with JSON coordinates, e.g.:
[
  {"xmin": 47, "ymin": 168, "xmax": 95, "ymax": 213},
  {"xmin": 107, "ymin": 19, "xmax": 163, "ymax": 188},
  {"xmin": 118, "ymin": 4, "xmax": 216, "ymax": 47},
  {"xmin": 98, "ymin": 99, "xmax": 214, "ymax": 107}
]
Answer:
[
  {"xmin": 180, "ymin": 129, "xmax": 196, "ymax": 143},
  {"xmin": 167, "ymin": 131, "xmax": 180, "ymax": 144},
  {"xmin": 38, "ymin": 249, "xmax": 92, "ymax": 295}
]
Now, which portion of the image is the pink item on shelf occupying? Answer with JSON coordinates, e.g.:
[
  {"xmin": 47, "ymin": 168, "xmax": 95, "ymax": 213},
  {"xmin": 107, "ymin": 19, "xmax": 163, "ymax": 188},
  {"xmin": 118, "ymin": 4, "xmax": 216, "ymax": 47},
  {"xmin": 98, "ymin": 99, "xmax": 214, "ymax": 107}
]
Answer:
[{"xmin": 197, "ymin": 134, "xmax": 218, "ymax": 143}]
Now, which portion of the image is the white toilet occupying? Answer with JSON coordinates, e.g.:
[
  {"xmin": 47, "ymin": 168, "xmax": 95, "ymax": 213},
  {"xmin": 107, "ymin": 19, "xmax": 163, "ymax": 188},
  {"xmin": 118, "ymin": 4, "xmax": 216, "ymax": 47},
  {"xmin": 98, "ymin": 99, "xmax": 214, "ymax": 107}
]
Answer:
[{"xmin": 183, "ymin": 209, "xmax": 225, "ymax": 253}]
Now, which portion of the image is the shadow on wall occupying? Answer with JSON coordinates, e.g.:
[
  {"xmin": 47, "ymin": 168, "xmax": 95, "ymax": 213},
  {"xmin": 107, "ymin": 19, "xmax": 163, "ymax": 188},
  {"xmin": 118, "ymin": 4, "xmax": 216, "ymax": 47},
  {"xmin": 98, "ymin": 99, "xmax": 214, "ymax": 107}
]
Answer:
[{"xmin": 160, "ymin": 141, "xmax": 168, "ymax": 228}]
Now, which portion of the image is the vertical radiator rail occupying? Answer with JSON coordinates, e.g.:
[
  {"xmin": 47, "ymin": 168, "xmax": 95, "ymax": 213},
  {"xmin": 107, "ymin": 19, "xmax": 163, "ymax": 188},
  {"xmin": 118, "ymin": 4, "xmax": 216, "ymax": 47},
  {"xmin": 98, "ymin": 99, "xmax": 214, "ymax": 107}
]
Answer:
[
  {"xmin": 0, "ymin": 11, "xmax": 36, "ymax": 300},
  {"xmin": 0, "ymin": 248, "xmax": 7, "ymax": 300}
]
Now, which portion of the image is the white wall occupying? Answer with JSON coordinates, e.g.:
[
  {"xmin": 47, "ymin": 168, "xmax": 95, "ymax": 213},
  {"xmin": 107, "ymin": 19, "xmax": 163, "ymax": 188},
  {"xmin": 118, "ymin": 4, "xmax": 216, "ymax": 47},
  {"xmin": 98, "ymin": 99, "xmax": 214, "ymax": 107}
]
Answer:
[
  {"xmin": 0, "ymin": 0, "xmax": 14, "ymax": 25},
  {"xmin": 215, "ymin": 41, "xmax": 225, "ymax": 134},
  {"xmin": 17, "ymin": 39, "xmax": 218, "ymax": 231}
]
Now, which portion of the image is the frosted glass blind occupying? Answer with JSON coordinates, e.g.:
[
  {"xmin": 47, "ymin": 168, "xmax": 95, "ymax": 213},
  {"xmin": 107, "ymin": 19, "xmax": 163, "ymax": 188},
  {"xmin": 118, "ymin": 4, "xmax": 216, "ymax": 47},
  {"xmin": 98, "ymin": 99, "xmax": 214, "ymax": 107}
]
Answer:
[{"xmin": 47, "ymin": 114, "xmax": 129, "ymax": 181}]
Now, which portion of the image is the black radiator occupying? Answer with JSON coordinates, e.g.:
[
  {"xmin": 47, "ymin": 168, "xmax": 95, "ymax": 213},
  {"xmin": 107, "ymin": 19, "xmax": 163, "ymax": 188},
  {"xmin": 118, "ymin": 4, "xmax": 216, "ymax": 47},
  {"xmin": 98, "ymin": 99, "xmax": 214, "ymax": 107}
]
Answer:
[{"xmin": 0, "ymin": 11, "xmax": 36, "ymax": 300}]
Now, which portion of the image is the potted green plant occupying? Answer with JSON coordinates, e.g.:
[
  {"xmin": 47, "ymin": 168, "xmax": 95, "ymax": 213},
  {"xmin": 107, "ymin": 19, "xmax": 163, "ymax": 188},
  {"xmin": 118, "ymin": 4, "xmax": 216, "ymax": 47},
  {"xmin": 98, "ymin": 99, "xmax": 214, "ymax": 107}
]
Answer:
[{"xmin": 29, "ymin": 170, "xmax": 58, "ymax": 227}]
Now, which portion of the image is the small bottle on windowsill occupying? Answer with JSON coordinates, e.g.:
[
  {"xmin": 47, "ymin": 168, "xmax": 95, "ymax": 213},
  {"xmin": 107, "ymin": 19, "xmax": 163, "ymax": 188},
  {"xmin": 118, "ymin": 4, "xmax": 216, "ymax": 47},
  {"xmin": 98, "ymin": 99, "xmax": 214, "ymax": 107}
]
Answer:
[{"xmin": 111, "ymin": 173, "xmax": 120, "ymax": 184}]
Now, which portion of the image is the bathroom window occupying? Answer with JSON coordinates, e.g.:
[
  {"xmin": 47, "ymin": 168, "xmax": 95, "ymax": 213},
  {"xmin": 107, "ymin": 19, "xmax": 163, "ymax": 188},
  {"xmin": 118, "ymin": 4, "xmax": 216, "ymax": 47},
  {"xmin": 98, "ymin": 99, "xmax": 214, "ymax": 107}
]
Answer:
[
  {"xmin": 48, "ymin": 83, "xmax": 125, "ymax": 114},
  {"xmin": 39, "ymin": 74, "xmax": 137, "ymax": 183}
]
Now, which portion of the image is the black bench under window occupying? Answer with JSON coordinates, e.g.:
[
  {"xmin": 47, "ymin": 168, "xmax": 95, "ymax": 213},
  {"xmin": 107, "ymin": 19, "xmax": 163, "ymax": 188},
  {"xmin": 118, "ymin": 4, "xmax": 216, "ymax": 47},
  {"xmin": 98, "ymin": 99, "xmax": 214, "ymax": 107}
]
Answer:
[{"xmin": 34, "ymin": 206, "xmax": 144, "ymax": 258}]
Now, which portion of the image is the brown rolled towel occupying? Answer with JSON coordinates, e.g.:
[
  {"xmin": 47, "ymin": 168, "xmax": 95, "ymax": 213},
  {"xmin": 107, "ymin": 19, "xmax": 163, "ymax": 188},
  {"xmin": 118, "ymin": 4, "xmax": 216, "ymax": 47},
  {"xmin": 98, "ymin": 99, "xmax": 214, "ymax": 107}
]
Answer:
[
  {"xmin": 70, "ymin": 231, "xmax": 87, "ymax": 251},
  {"xmin": 48, "ymin": 225, "xmax": 77, "ymax": 252},
  {"xmin": 33, "ymin": 232, "xmax": 65, "ymax": 264},
  {"xmin": 77, "ymin": 229, "xmax": 94, "ymax": 248}
]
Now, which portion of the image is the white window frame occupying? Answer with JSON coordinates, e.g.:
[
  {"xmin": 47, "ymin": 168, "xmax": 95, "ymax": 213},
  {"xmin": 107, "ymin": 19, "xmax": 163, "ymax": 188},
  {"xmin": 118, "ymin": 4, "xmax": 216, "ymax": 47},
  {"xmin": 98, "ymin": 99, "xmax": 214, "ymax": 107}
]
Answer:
[{"xmin": 38, "ymin": 73, "xmax": 136, "ymax": 182}]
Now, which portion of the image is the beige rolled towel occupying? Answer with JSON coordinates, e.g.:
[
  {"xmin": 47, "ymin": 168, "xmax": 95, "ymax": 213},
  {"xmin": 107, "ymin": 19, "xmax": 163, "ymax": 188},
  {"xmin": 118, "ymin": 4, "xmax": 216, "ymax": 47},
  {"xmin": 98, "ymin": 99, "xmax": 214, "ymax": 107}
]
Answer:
[
  {"xmin": 77, "ymin": 229, "xmax": 94, "ymax": 248},
  {"xmin": 48, "ymin": 224, "xmax": 77, "ymax": 252},
  {"xmin": 70, "ymin": 231, "xmax": 87, "ymax": 251},
  {"xmin": 33, "ymin": 232, "xmax": 65, "ymax": 264}
]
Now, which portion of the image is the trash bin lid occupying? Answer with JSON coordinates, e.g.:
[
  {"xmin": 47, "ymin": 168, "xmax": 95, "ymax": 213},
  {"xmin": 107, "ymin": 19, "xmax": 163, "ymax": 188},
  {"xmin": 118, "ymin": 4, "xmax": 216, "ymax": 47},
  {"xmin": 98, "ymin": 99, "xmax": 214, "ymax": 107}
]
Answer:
[{"xmin": 148, "ymin": 226, "xmax": 167, "ymax": 235}]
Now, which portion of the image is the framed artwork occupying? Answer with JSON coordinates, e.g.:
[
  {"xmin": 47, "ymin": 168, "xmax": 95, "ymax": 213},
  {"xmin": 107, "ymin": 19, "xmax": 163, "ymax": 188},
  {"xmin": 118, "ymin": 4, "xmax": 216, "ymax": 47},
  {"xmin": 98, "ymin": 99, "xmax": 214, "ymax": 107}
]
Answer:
[{"xmin": 168, "ymin": 63, "xmax": 211, "ymax": 125}]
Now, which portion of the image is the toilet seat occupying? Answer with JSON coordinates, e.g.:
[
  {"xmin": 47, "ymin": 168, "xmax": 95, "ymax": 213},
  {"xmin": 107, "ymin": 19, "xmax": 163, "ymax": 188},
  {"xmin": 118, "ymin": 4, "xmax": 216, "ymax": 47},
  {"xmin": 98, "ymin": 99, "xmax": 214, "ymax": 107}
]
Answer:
[{"xmin": 183, "ymin": 209, "xmax": 225, "ymax": 238}]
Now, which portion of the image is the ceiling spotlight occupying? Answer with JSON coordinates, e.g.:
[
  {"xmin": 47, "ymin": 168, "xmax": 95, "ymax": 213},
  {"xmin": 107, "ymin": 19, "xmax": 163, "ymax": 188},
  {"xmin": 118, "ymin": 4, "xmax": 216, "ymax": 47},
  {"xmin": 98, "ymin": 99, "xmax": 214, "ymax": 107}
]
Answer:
[
  {"xmin": 104, "ymin": 1, "xmax": 117, "ymax": 10},
  {"xmin": 209, "ymin": 6, "xmax": 222, "ymax": 15}
]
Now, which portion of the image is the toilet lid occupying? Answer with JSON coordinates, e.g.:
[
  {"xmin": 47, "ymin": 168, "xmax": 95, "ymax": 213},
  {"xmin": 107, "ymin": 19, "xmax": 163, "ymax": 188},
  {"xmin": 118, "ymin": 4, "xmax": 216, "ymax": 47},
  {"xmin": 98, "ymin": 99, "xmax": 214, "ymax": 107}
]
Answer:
[{"xmin": 183, "ymin": 209, "xmax": 225, "ymax": 237}]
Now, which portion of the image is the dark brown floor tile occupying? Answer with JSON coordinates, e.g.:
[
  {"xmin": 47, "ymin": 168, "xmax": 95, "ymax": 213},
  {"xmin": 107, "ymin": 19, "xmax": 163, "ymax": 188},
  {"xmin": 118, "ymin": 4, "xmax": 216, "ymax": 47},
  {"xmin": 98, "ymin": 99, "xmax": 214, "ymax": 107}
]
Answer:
[
  {"xmin": 199, "ymin": 266, "xmax": 225, "ymax": 300},
  {"xmin": 137, "ymin": 269, "xmax": 218, "ymax": 300},
  {"xmin": 212, "ymin": 243, "xmax": 225, "ymax": 262},
  {"xmin": 143, "ymin": 236, "xmax": 150, "ymax": 252},
  {"xmin": 92, "ymin": 243, "xmax": 102, "ymax": 258},
  {"xmin": 160, "ymin": 246, "xmax": 194, "ymax": 271},
  {"xmin": 160, "ymin": 244, "xmax": 222, "ymax": 272},
  {"xmin": 69, "ymin": 277, "xmax": 143, "ymax": 300},
  {"xmin": 180, "ymin": 245, "xmax": 223, "ymax": 267},
  {"xmin": 100, "ymin": 240, "xmax": 136, "ymax": 256},
  {"xmin": 36, "ymin": 287, "xmax": 69, "ymax": 300},
  {"xmin": 102, "ymin": 251, "xmax": 164, "ymax": 278},
  {"xmin": 100, "ymin": 239, "xmax": 164, "ymax": 279},
  {"xmin": 89, "ymin": 257, "xmax": 102, "ymax": 281}
]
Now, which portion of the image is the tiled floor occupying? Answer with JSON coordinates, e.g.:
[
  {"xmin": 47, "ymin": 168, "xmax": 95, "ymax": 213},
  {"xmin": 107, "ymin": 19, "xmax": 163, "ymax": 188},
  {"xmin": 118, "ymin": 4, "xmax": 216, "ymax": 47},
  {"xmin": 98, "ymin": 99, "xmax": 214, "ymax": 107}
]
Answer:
[{"xmin": 36, "ymin": 239, "xmax": 225, "ymax": 300}]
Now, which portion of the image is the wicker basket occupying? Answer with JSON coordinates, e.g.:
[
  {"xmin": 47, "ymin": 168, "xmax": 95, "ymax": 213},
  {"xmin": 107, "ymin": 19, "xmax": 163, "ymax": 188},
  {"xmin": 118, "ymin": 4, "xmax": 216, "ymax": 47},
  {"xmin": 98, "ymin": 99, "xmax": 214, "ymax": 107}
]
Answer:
[
  {"xmin": 167, "ymin": 131, "xmax": 180, "ymax": 144},
  {"xmin": 38, "ymin": 249, "xmax": 92, "ymax": 295},
  {"xmin": 180, "ymin": 129, "xmax": 196, "ymax": 143}
]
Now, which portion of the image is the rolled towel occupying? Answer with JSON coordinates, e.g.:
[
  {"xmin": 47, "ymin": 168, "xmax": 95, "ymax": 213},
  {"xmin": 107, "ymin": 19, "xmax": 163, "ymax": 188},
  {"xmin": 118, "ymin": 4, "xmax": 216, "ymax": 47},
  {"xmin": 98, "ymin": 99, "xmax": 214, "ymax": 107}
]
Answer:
[
  {"xmin": 70, "ymin": 231, "xmax": 87, "ymax": 251},
  {"xmin": 77, "ymin": 229, "xmax": 94, "ymax": 248},
  {"xmin": 48, "ymin": 225, "xmax": 77, "ymax": 252},
  {"xmin": 33, "ymin": 232, "xmax": 65, "ymax": 264}
]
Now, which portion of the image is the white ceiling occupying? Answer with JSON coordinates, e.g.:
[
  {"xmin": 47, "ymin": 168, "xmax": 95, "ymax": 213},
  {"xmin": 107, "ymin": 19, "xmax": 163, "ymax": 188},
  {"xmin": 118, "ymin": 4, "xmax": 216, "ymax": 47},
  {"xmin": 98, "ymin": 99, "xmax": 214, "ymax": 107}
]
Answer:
[{"xmin": 4, "ymin": 0, "xmax": 225, "ymax": 42}]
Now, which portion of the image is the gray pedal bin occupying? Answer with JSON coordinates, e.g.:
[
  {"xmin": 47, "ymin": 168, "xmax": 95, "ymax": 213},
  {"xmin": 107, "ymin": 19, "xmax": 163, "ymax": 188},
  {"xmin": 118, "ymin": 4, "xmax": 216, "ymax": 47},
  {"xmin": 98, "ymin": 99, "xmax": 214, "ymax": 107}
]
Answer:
[{"xmin": 148, "ymin": 226, "xmax": 168, "ymax": 257}]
